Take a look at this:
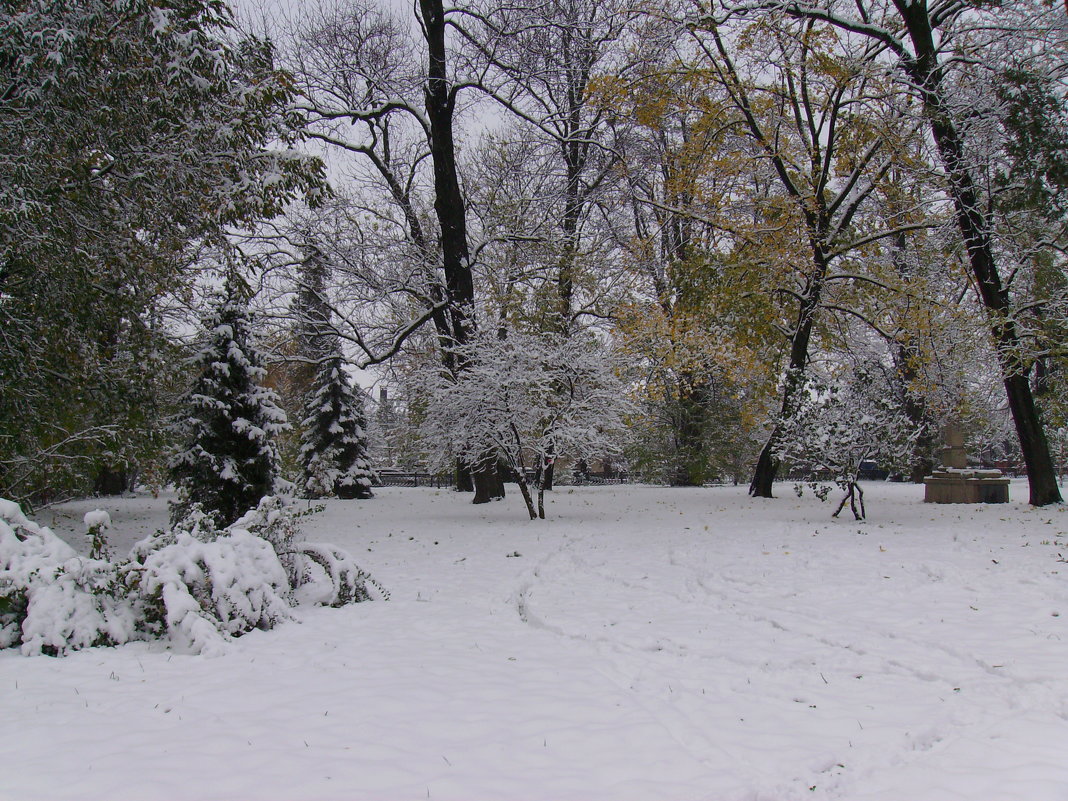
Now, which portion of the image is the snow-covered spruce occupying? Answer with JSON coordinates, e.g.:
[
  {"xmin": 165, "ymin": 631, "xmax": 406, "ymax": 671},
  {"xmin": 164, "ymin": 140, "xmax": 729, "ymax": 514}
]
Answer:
[
  {"xmin": 0, "ymin": 497, "xmax": 383, "ymax": 657},
  {"xmin": 300, "ymin": 354, "xmax": 375, "ymax": 500},
  {"xmin": 169, "ymin": 281, "xmax": 289, "ymax": 528}
]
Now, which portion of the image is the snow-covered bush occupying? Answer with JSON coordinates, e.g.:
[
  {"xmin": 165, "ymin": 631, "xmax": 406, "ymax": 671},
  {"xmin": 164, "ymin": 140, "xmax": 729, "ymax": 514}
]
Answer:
[
  {"xmin": 774, "ymin": 365, "xmax": 922, "ymax": 519},
  {"xmin": 126, "ymin": 509, "xmax": 294, "ymax": 656},
  {"xmin": 234, "ymin": 496, "xmax": 388, "ymax": 607},
  {"xmin": 84, "ymin": 509, "xmax": 112, "ymax": 560},
  {"xmin": 0, "ymin": 500, "xmax": 134, "ymax": 655},
  {"xmin": 0, "ymin": 496, "xmax": 383, "ymax": 657}
]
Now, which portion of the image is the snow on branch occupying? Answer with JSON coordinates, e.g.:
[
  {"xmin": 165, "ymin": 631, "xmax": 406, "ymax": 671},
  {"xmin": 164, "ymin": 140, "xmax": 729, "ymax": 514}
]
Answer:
[
  {"xmin": 774, "ymin": 364, "xmax": 924, "ymax": 519},
  {"xmin": 421, "ymin": 330, "xmax": 632, "ymax": 519}
]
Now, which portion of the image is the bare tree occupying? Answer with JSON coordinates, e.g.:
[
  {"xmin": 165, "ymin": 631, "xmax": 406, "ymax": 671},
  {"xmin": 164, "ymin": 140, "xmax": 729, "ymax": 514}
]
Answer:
[
  {"xmin": 283, "ymin": 0, "xmax": 506, "ymax": 500},
  {"xmin": 461, "ymin": 0, "xmax": 630, "ymax": 334},
  {"xmin": 422, "ymin": 330, "xmax": 630, "ymax": 519}
]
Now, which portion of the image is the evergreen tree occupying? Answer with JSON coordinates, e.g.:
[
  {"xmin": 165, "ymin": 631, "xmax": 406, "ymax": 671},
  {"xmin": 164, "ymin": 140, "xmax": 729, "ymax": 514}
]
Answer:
[
  {"xmin": 300, "ymin": 354, "xmax": 375, "ymax": 500},
  {"xmin": 170, "ymin": 281, "xmax": 289, "ymax": 527},
  {"xmin": 290, "ymin": 244, "xmax": 375, "ymax": 500}
]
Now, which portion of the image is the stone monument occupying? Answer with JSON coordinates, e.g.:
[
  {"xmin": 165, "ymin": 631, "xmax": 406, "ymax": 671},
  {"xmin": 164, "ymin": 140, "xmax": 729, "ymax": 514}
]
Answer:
[{"xmin": 923, "ymin": 422, "xmax": 1009, "ymax": 503}]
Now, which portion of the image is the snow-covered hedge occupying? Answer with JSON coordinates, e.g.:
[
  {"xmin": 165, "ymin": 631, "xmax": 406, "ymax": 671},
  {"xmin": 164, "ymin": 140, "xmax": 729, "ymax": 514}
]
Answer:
[{"xmin": 0, "ymin": 497, "xmax": 384, "ymax": 657}]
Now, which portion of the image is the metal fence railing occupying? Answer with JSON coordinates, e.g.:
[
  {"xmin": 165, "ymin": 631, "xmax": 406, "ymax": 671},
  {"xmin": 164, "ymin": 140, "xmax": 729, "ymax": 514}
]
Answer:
[
  {"xmin": 375, "ymin": 472, "xmax": 456, "ymax": 489},
  {"xmin": 569, "ymin": 472, "xmax": 631, "ymax": 485}
]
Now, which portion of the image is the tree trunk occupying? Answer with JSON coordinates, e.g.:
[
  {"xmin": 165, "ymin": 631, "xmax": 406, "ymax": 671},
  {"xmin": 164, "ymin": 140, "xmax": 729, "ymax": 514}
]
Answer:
[
  {"xmin": 419, "ymin": 0, "xmax": 475, "ymax": 353},
  {"xmin": 516, "ymin": 476, "xmax": 537, "ymax": 520},
  {"xmin": 94, "ymin": 466, "xmax": 130, "ymax": 496},
  {"xmin": 748, "ymin": 440, "xmax": 779, "ymax": 498},
  {"xmin": 894, "ymin": 339, "xmax": 937, "ymax": 482},
  {"xmin": 508, "ymin": 441, "xmax": 533, "ymax": 516},
  {"xmin": 454, "ymin": 458, "xmax": 473, "ymax": 492},
  {"xmin": 750, "ymin": 252, "xmax": 826, "ymax": 497},
  {"xmin": 896, "ymin": 0, "xmax": 1061, "ymax": 505},
  {"xmin": 541, "ymin": 455, "xmax": 555, "ymax": 491},
  {"xmin": 420, "ymin": 0, "xmax": 514, "ymax": 505},
  {"xmin": 887, "ymin": 230, "xmax": 937, "ymax": 483},
  {"xmin": 472, "ymin": 456, "xmax": 505, "ymax": 503},
  {"xmin": 833, "ymin": 480, "xmax": 865, "ymax": 520}
]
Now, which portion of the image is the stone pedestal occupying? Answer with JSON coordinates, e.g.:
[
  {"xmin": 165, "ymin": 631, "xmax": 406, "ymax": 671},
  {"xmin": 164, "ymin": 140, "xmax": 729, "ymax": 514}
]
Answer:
[
  {"xmin": 924, "ymin": 468, "xmax": 1010, "ymax": 503},
  {"xmin": 923, "ymin": 423, "xmax": 1010, "ymax": 504}
]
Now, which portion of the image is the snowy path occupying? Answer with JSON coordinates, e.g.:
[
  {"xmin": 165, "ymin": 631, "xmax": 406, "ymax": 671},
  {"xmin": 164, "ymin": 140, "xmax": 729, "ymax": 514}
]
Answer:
[{"xmin": 3, "ymin": 483, "xmax": 1068, "ymax": 800}]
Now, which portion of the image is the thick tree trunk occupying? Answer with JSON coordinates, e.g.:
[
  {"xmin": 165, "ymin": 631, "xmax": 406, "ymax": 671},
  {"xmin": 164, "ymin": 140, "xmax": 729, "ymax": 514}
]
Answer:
[
  {"xmin": 420, "ymin": 0, "xmax": 515, "ymax": 505},
  {"xmin": 94, "ymin": 466, "xmax": 131, "ymax": 496},
  {"xmin": 472, "ymin": 459, "xmax": 505, "ymax": 503},
  {"xmin": 541, "ymin": 456, "xmax": 555, "ymax": 491},
  {"xmin": 748, "ymin": 442, "xmax": 779, "ymax": 498},
  {"xmin": 455, "ymin": 458, "xmax": 473, "ymax": 492},
  {"xmin": 419, "ymin": 0, "xmax": 475, "ymax": 352},
  {"xmin": 896, "ymin": 0, "xmax": 1061, "ymax": 505}
]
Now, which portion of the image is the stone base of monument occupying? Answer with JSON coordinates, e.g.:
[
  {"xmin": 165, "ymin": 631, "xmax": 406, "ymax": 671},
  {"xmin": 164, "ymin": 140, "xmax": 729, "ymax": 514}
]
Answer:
[{"xmin": 923, "ymin": 469, "xmax": 1010, "ymax": 504}]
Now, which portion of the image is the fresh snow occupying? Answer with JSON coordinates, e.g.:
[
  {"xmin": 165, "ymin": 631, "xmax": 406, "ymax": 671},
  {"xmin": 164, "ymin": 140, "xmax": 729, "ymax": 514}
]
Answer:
[
  {"xmin": 4, "ymin": 481, "xmax": 1068, "ymax": 800},
  {"xmin": 81, "ymin": 510, "xmax": 111, "ymax": 532}
]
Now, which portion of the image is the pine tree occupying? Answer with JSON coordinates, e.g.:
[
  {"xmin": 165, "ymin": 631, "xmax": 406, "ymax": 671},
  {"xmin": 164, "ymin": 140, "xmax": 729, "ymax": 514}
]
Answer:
[
  {"xmin": 300, "ymin": 354, "xmax": 375, "ymax": 500},
  {"xmin": 170, "ymin": 281, "xmax": 289, "ymax": 527}
]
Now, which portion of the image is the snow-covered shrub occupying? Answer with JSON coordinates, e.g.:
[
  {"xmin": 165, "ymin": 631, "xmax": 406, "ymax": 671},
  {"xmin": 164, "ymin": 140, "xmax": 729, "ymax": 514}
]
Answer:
[
  {"xmin": 84, "ymin": 509, "xmax": 112, "ymax": 560},
  {"xmin": 774, "ymin": 365, "xmax": 922, "ymax": 519},
  {"xmin": 288, "ymin": 543, "xmax": 388, "ymax": 606},
  {"xmin": 235, "ymin": 496, "xmax": 388, "ymax": 607},
  {"xmin": 0, "ymin": 496, "xmax": 384, "ymax": 657},
  {"xmin": 232, "ymin": 496, "xmax": 304, "ymax": 556},
  {"xmin": 126, "ymin": 508, "xmax": 294, "ymax": 656},
  {"xmin": 422, "ymin": 331, "xmax": 632, "ymax": 519},
  {"xmin": 0, "ymin": 500, "xmax": 135, "ymax": 655}
]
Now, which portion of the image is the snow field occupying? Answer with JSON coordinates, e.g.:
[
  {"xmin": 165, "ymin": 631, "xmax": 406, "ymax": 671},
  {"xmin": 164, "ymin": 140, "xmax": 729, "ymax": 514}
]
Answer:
[{"xmin": 3, "ymin": 482, "xmax": 1068, "ymax": 800}]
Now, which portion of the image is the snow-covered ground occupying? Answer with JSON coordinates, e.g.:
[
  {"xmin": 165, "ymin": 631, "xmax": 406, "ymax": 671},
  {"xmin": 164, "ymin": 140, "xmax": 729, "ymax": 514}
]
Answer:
[{"xmin": 4, "ymin": 481, "xmax": 1068, "ymax": 800}]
